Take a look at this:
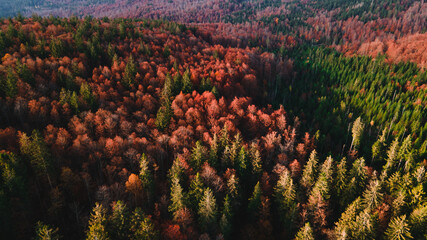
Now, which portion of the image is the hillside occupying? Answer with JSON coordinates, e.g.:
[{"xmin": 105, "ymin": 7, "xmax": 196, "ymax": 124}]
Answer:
[{"xmin": 0, "ymin": 16, "xmax": 426, "ymax": 240}]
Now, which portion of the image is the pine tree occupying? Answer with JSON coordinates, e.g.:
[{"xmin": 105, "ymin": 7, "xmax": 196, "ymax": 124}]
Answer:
[
  {"xmin": 198, "ymin": 188, "xmax": 217, "ymax": 232},
  {"xmin": 250, "ymin": 144, "xmax": 262, "ymax": 179},
  {"xmin": 295, "ymin": 222, "xmax": 314, "ymax": 240},
  {"xmin": 208, "ymin": 134, "xmax": 219, "ymax": 169},
  {"xmin": 19, "ymin": 130, "xmax": 53, "ymax": 188},
  {"xmin": 409, "ymin": 206, "xmax": 427, "ymax": 239},
  {"xmin": 191, "ymin": 141, "xmax": 205, "ymax": 171},
  {"xmin": 155, "ymin": 98, "xmax": 172, "ymax": 131},
  {"xmin": 362, "ymin": 180, "xmax": 383, "ymax": 211},
  {"xmin": 350, "ymin": 117, "xmax": 364, "ymax": 151},
  {"xmin": 219, "ymin": 194, "xmax": 233, "ymax": 239},
  {"xmin": 189, "ymin": 173, "xmax": 204, "ymax": 212},
  {"xmin": 274, "ymin": 168, "xmax": 297, "ymax": 232},
  {"xmin": 248, "ymin": 181, "xmax": 262, "ymax": 221},
  {"xmin": 129, "ymin": 208, "xmax": 159, "ymax": 240},
  {"xmin": 385, "ymin": 215, "xmax": 413, "ymax": 240},
  {"xmin": 169, "ymin": 176, "xmax": 185, "ymax": 221},
  {"xmin": 139, "ymin": 154, "xmax": 154, "ymax": 206},
  {"xmin": 301, "ymin": 150, "xmax": 319, "ymax": 193},
  {"xmin": 181, "ymin": 68, "xmax": 193, "ymax": 93},
  {"xmin": 122, "ymin": 56, "xmax": 137, "ymax": 88},
  {"xmin": 109, "ymin": 201, "xmax": 130, "ymax": 240},
  {"xmin": 35, "ymin": 221, "xmax": 61, "ymax": 240},
  {"xmin": 86, "ymin": 203, "xmax": 110, "ymax": 240},
  {"xmin": 0, "ymin": 67, "xmax": 17, "ymax": 98},
  {"xmin": 50, "ymin": 37, "xmax": 65, "ymax": 58}
]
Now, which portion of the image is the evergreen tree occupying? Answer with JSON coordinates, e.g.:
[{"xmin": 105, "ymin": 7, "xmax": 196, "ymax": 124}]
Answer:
[
  {"xmin": 50, "ymin": 37, "xmax": 65, "ymax": 58},
  {"xmin": 139, "ymin": 154, "xmax": 154, "ymax": 206},
  {"xmin": 35, "ymin": 221, "xmax": 61, "ymax": 240},
  {"xmin": 274, "ymin": 168, "xmax": 297, "ymax": 232},
  {"xmin": 362, "ymin": 180, "xmax": 383, "ymax": 211},
  {"xmin": 86, "ymin": 203, "xmax": 110, "ymax": 240},
  {"xmin": 122, "ymin": 56, "xmax": 137, "ymax": 88},
  {"xmin": 248, "ymin": 181, "xmax": 262, "ymax": 221},
  {"xmin": 219, "ymin": 194, "xmax": 233, "ymax": 239},
  {"xmin": 198, "ymin": 188, "xmax": 217, "ymax": 232},
  {"xmin": 301, "ymin": 150, "xmax": 319, "ymax": 193},
  {"xmin": 385, "ymin": 215, "xmax": 413, "ymax": 240},
  {"xmin": 181, "ymin": 68, "xmax": 193, "ymax": 93},
  {"xmin": 155, "ymin": 98, "xmax": 172, "ymax": 131},
  {"xmin": 109, "ymin": 201, "xmax": 130, "ymax": 240},
  {"xmin": 350, "ymin": 117, "xmax": 364, "ymax": 151},
  {"xmin": 191, "ymin": 141, "xmax": 205, "ymax": 171},
  {"xmin": 189, "ymin": 173, "xmax": 204, "ymax": 212},
  {"xmin": 0, "ymin": 67, "xmax": 17, "ymax": 98},
  {"xmin": 295, "ymin": 222, "xmax": 314, "ymax": 240},
  {"xmin": 169, "ymin": 176, "xmax": 185, "ymax": 221}
]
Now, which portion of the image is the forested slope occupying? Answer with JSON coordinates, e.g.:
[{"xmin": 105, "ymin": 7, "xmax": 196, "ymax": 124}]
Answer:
[{"xmin": 0, "ymin": 16, "xmax": 426, "ymax": 240}]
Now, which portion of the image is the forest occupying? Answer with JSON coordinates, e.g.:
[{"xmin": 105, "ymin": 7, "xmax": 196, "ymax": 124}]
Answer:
[{"xmin": 0, "ymin": 1, "xmax": 426, "ymax": 240}]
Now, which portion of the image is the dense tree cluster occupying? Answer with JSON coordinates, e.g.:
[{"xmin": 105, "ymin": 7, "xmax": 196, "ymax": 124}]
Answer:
[{"xmin": 0, "ymin": 12, "xmax": 426, "ymax": 240}]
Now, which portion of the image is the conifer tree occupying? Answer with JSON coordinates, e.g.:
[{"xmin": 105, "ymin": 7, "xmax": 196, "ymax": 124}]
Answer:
[
  {"xmin": 248, "ymin": 182, "xmax": 262, "ymax": 221},
  {"xmin": 385, "ymin": 215, "xmax": 413, "ymax": 240},
  {"xmin": 191, "ymin": 141, "xmax": 205, "ymax": 171},
  {"xmin": 181, "ymin": 68, "xmax": 193, "ymax": 93},
  {"xmin": 198, "ymin": 188, "xmax": 217, "ymax": 232},
  {"xmin": 220, "ymin": 194, "xmax": 233, "ymax": 239},
  {"xmin": 169, "ymin": 176, "xmax": 185, "ymax": 221},
  {"xmin": 35, "ymin": 221, "xmax": 61, "ymax": 240},
  {"xmin": 129, "ymin": 208, "xmax": 158, "ymax": 240},
  {"xmin": 274, "ymin": 168, "xmax": 297, "ymax": 232},
  {"xmin": 139, "ymin": 154, "xmax": 154, "ymax": 206},
  {"xmin": 301, "ymin": 150, "xmax": 319, "ymax": 193},
  {"xmin": 295, "ymin": 222, "xmax": 314, "ymax": 240},
  {"xmin": 109, "ymin": 201, "xmax": 130, "ymax": 240},
  {"xmin": 350, "ymin": 117, "xmax": 364, "ymax": 151},
  {"xmin": 122, "ymin": 56, "xmax": 137, "ymax": 88},
  {"xmin": 362, "ymin": 180, "xmax": 383, "ymax": 211},
  {"xmin": 189, "ymin": 173, "xmax": 204, "ymax": 212},
  {"xmin": 86, "ymin": 203, "xmax": 110, "ymax": 240}
]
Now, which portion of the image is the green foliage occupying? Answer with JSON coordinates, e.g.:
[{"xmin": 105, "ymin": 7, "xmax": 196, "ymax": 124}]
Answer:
[
  {"xmin": 49, "ymin": 37, "xmax": 65, "ymax": 58},
  {"xmin": 300, "ymin": 150, "xmax": 318, "ymax": 192},
  {"xmin": 19, "ymin": 130, "xmax": 53, "ymax": 187},
  {"xmin": 16, "ymin": 60, "xmax": 35, "ymax": 86},
  {"xmin": 130, "ymin": 209, "xmax": 158, "ymax": 240},
  {"xmin": 198, "ymin": 188, "xmax": 217, "ymax": 232},
  {"xmin": 385, "ymin": 215, "xmax": 413, "ymax": 240},
  {"xmin": 122, "ymin": 56, "xmax": 137, "ymax": 88},
  {"xmin": 35, "ymin": 221, "xmax": 61, "ymax": 240},
  {"xmin": 162, "ymin": 45, "xmax": 170, "ymax": 58},
  {"xmin": 169, "ymin": 176, "xmax": 185, "ymax": 220},
  {"xmin": 109, "ymin": 201, "xmax": 130, "ymax": 240},
  {"xmin": 295, "ymin": 222, "xmax": 314, "ymax": 240},
  {"xmin": 181, "ymin": 68, "xmax": 193, "ymax": 94},
  {"xmin": 155, "ymin": 99, "xmax": 172, "ymax": 131},
  {"xmin": 247, "ymin": 181, "xmax": 262, "ymax": 221},
  {"xmin": 274, "ymin": 168, "xmax": 297, "ymax": 231},
  {"xmin": 189, "ymin": 173, "xmax": 204, "ymax": 212},
  {"xmin": 86, "ymin": 203, "xmax": 110, "ymax": 240},
  {"xmin": 139, "ymin": 154, "xmax": 154, "ymax": 206},
  {"xmin": 191, "ymin": 141, "xmax": 206, "ymax": 171},
  {"xmin": 0, "ymin": 67, "xmax": 17, "ymax": 98}
]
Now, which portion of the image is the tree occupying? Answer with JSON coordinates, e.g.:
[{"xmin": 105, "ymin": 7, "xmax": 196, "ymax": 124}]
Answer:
[
  {"xmin": 86, "ymin": 203, "xmax": 110, "ymax": 240},
  {"xmin": 109, "ymin": 201, "xmax": 130, "ymax": 240},
  {"xmin": 35, "ymin": 221, "xmax": 61, "ymax": 240},
  {"xmin": 19, "ymin": 130, "xmax": 53, "ymax": 188},
  {"xmin": 362, "ymin": 180, "xmax": 383, "ymax": 211},
  {"xmin": 248, "ymin": 181, "xmax": 262, "ymax": 221},
  {"xmin": 189, "ymin": 173, "xmax": 204, "ymax": 212},
  {"xmin": 300, "ymin": 150, "xmax": 318, "ymax": 193},
  {"xmin": 50, "ymin": 37, "xmax": 65, "ymax": 58},
  {"xmin": 191, "ymin": 141, "xmax": 205, "ymax": 171},
  {"xmin": 181, "ymin": 69, "xmax": 193, "ymax": 94},
  {"xmin": 295, "ymin": 222, "xmax": 314, "ymax": 240},
  {"xmin": 122, "ymin": 56, "xmax": 137, "ymax": 88},
  {"xmin": 385, "ymin": 215, "xmax": 413, "ymax": 240},
  {"xmin": 0, "ymin": 67, "xmax": 17, "ymax": 98},
  {"xmin": 139, "ymin": 154, "xmax": 154, "ymax": 206},
  {"xmin": 219, "ymin": 194, "xmax": 233, "ymax": 238},
  {"xmin": 350, "ymin": 117, "xmax": 364, "ymax": 151},
  {"xmin": 169, "ymin": 176, "xmax": 186, "ymax": 221},
  {"xmin": 130, "ymin": 208, "xmax": 159, "ymax": 240},
  {"xmin": 155, "ymin": 99, "xmax": 172, "ymax": 131},
  {"xmin": 198, "ymin": 188, "xmax": 217, "ymax": 232},
  {"xmin": 274, "ymin": 168, "xmax": 297, "ymax": 232}
]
